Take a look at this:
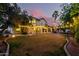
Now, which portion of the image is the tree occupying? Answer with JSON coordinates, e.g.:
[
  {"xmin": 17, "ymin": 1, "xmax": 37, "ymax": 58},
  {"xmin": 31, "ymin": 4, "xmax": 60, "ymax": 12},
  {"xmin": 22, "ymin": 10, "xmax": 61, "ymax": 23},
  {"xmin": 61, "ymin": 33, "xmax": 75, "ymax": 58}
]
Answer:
[
  {"xmin": 52, "ymin": 11, "xmax": 59, "ymax": 20},
  {"xmin": 60, "ymin": 3, "xmax": 79, "ymax": 43},
  {"xmin": 0, "ymin": 3, "xmax": 21, "ymax": 35},
  {"xmin": 21, "ymin": 10, "xmax": 30, "ymax": 25},
  {"xmin": 7, "ymin": 3, "xmax": 21, "ymax": 26},
  {"xmin": 0, "ymin": 3, "xmax": 21, "ymax": 26},
  {"xmin": 0, "ymin": 4, "xmax": 9, "ymax": 34},
  {"xmin": 60, "ymin": 3, "xmax": 72, "ymax": 23}
]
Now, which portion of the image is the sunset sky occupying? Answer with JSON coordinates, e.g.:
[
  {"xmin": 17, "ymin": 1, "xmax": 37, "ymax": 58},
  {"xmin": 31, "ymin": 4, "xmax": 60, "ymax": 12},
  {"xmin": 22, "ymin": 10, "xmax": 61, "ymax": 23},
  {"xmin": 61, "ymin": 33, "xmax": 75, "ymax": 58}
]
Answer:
[
  {"xmin": 18, "ymin": 3, "xmax": 62, "ymax": 18},
  {"xmin": 18, "ymin": 3, "xmax": 62, "ymax": 26}
]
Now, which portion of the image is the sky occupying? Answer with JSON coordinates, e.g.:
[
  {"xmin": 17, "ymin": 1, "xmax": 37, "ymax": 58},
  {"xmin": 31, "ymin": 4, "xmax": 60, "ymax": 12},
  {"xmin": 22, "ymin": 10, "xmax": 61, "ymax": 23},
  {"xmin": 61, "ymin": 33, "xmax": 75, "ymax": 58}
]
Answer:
[
  {"xmin": 17, "ymin": 3, "xmax": 62, "ymax": 26},
  {"xmin": 18, "ymin": 3, "xmax": 62, "ymax": 18}
]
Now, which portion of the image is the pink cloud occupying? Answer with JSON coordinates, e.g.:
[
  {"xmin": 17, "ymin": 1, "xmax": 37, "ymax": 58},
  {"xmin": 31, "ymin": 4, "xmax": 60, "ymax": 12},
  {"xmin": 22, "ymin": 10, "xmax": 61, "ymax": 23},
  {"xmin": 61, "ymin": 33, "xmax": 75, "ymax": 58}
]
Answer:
[
  {"xmin": 26, "ymin": 9, "xmax": 60, "ymax": 26},
  {"xmin": 29, "ymin": 9, "xmax": 48, "ymax": 18}
]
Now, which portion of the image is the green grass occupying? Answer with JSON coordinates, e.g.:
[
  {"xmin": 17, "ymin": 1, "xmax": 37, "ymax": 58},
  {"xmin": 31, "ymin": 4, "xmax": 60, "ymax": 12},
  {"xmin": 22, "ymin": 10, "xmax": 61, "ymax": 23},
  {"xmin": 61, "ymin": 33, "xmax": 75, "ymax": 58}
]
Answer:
[{"xmin": 8, "ymin": 33, "xmax": 66, "ymax": 56}]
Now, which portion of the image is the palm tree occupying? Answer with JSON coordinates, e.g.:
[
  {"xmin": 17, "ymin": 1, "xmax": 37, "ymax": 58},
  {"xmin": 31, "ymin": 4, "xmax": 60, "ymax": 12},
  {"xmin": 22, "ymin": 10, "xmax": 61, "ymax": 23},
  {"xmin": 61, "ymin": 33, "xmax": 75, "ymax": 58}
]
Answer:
[
  {"xmin": 52, "ymin": 11, "xmax": 59, "ymax": 20},
  {"xmin": 21, "ymin": 10, "xmax": 30, "ymax": 25}
]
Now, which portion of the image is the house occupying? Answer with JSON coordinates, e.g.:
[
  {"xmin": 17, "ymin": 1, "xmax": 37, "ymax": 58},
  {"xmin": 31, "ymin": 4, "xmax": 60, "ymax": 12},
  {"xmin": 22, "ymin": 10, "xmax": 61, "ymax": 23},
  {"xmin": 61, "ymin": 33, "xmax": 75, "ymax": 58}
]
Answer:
[{"xmin": 15, "ymin": 16, "xmax": 53, "ymax": 34}]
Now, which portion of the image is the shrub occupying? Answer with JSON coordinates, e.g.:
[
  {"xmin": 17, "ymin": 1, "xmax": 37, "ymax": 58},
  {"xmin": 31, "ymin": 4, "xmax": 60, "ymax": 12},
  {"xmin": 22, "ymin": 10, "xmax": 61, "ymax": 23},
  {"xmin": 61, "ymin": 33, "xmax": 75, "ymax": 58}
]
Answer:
[{"xmin": 75, "ymin": 25, "xmax": 79, "ymax": 43}]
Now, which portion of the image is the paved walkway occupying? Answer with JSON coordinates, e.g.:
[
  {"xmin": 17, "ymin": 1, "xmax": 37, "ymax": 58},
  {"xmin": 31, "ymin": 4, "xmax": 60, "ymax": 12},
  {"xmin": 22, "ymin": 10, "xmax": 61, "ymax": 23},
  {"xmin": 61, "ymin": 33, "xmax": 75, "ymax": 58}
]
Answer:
[{"xmin": 65, "ymin": 36, "xmax": 79, "ymax": 56}]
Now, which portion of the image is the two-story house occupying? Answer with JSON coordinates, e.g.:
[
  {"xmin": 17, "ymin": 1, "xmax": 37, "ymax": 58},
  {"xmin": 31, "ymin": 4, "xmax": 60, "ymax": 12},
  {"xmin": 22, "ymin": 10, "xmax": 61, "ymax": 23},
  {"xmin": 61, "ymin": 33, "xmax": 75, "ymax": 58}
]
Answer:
[{"xmin": 15, "ymin": 16, "xmax": 53, "ymax": 34}]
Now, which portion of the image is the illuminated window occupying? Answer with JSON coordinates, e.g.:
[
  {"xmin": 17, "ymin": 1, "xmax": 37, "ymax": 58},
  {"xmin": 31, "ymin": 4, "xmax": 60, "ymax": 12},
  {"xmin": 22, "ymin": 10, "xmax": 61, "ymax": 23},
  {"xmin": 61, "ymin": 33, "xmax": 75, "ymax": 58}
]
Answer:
[
  {"xmin": 32, "ymin": 20, "xmax": 36, "ymax": 23},
  {"xmin": 16, "ymin": 28, "xmax": 21, "ymax": 31},
  {"xmin": 67, "ymin": 22, "xmax": 69, "ymax": 24},
  {"xmin": 70, "ymin": 24, "xmax": 73, "ymax": 27},
  {"xmin": 29, "ymin": 20, "xmax": 31, "ymax": 23}
]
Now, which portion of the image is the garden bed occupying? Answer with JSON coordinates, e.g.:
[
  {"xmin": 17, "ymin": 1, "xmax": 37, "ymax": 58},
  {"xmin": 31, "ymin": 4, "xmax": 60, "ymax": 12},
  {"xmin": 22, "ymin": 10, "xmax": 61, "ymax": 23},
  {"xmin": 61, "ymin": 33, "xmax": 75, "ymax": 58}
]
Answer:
[{"xmin": 0, "ymin": 36, "xmax": 9, "ymax": 56}]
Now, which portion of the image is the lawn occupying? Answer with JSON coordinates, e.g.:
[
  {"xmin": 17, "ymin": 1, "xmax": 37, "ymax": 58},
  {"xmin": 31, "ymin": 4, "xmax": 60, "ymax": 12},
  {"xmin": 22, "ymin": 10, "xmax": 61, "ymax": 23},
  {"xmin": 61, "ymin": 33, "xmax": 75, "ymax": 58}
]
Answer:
[{"xmin": 7, "ymin": 33, "xmax": 66, "ymax": 56}]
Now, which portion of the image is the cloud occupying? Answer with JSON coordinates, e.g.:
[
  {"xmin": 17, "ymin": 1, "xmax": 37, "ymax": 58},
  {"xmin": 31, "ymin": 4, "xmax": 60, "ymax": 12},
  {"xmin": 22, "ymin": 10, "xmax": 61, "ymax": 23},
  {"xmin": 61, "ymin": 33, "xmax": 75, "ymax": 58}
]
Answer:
[
  {"xmin": 26, "ymin": 9, "xmax": 60, "ymax": 26},
  {"xmin": 28, "ymin": 9, "xmax": 48, "ymax": 18}
]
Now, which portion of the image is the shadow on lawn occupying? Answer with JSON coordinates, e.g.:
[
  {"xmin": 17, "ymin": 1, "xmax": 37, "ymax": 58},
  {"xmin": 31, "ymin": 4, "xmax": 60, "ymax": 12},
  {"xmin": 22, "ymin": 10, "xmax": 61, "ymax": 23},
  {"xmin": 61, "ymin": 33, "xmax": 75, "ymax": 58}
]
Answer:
[{"xmin": 42, "ymin": 47, "xmax": 67, "ymax": 56}]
